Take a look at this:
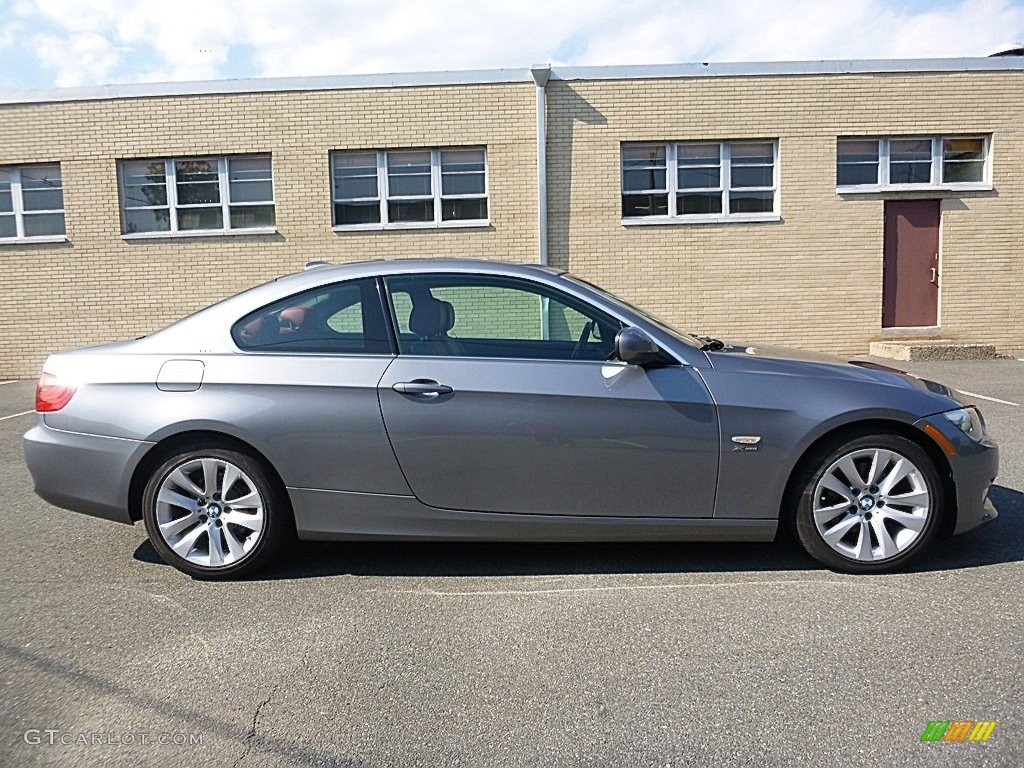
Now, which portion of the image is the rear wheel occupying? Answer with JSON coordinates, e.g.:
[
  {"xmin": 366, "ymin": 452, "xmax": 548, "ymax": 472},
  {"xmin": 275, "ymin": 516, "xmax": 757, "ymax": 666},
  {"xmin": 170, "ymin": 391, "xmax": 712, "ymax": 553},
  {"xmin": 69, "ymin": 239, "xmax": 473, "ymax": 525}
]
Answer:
[
  {"xmin": 142, "ymin": 446, "xmax": 288, "ymax": 579},
  {"xmin": 794, "ymin": 433, "xmax": 943, "ymax": 574}
]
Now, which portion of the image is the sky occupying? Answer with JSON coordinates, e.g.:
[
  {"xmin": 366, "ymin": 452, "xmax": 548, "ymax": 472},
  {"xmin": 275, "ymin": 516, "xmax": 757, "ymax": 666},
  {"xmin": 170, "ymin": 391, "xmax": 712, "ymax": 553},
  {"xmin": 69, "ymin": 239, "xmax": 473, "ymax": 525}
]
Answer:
[{"xmin": 0, "ymin": 0, "xmax": 1022, "ymax": 90}]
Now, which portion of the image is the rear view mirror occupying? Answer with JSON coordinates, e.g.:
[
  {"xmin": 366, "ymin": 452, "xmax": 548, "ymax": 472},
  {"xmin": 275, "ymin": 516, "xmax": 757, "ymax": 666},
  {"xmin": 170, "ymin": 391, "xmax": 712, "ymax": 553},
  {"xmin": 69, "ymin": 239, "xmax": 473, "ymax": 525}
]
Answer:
[{"xmin": 614, "ymin": 327, "xmax": 661, "ymax": 366}]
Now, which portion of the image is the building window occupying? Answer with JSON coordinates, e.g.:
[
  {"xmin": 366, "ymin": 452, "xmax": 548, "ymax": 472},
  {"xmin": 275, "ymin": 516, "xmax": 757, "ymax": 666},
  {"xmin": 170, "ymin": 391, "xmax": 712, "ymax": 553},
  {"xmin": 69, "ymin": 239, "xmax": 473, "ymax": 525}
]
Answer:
[
  {"xmin": 942, "ymin": 137, "xmax": 987, "ymax": 183},
  {"xmin": 119, "ymin": 155, "xmax": 275, "ymax": 235},
  {"xmin": 332, "ymin": 147, "xmax": 488, "ymax": 229},
  {"xmin": 0, "ymin": 164, "xmax": 66, "ymax": 241},
  {"xmin": 621, "ymin": 140, "xmax": 778, "ymax": 223},
  {"xmin": 621, "ymin": 145, "xmax": 668, "ymax": 217},
  {"xmin": 836, "ymin": 136, "xmax": 990, "ymax": 190},
  {"xmin": 889, "ymin": 139, "xmax": 933, "ymax": 184},
  {"xmin": 835, "ymin": 140, "xmax": 880, "ymax": 186}
]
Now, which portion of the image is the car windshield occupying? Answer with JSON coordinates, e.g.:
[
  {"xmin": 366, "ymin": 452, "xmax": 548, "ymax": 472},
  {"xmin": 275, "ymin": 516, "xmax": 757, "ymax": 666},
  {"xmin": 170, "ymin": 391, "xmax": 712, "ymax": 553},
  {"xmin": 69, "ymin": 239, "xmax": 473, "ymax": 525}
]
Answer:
[{"xmin": 563, "ymin": 275, "xmax": 702, "ymax": 348}]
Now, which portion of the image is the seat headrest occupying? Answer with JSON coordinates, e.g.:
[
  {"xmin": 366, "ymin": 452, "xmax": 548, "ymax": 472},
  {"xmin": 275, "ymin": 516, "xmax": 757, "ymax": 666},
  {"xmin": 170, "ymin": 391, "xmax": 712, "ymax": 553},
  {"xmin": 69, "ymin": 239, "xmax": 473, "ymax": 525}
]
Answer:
[
  {"xmin": 241, "ymin": 317, "xmax": 263, "ymax": 338},
  {"xmin": 279, "ymin": 307, "xmax": 307, "ymax": 328},
  {"xmin": 409, "ymin": 298, "xmax": 456, "ymax": 337},
  {"xmin": 241, "ymin": 314, "xmax": 280, "ymax": 346}
]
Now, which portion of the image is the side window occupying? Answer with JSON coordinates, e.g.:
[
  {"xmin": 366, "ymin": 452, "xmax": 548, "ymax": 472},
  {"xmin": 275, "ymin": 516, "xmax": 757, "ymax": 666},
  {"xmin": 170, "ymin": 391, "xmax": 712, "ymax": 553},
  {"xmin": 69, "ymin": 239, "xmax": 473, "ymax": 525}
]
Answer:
[
  {"xmin": 232, "ymin": 278, "xmax": 392, "ymax": 354},
  {"xmin": 390, "ymin": 291, "xmax": 414, "ymax": 335},
  {"xmin": 384, "ymin": 275, "xmax": 621, "ymax": 360},
  {"xmin": 326, "ymin": 302, "xmax": 362, "ymax": 333}
]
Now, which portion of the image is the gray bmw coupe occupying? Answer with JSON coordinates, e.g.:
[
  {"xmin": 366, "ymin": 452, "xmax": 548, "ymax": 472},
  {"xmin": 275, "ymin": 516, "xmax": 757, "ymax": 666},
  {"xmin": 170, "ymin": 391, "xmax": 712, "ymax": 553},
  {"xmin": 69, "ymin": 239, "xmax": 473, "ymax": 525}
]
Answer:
[{"xmin": 24, "ymin": 259, "xmax": 998, "ymax": 578}]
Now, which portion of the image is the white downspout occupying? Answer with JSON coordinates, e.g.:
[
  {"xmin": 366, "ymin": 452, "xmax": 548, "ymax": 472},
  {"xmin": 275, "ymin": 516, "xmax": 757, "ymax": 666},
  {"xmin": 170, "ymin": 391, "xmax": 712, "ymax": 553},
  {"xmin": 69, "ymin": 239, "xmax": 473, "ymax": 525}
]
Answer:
[
  {"xmin": 531, "ymin": 65, "xmax": 551, "ymax": 339},
  {"xmin": 530, "ymin": 65, "xmax": 550, "ymax": 267}
]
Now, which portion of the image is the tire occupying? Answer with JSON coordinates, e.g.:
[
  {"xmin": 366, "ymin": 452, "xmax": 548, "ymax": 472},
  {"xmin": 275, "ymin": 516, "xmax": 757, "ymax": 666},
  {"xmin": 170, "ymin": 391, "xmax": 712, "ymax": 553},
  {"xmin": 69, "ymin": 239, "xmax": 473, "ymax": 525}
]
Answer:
[
  {"xmin": 142, "ymin": 445, "xmax": 290, "ymax": 579},
  {"xmin": 793, "ymin": 433, "xmax": 944, "ymax": 574}
]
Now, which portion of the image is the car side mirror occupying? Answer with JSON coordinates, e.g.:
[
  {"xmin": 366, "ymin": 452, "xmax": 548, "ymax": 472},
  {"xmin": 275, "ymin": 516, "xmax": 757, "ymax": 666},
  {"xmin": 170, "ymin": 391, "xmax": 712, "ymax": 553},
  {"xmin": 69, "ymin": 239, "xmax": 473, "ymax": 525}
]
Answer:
[{"xmin": 614, "ymin": 327, "xmax": 661, "ymax": 366}]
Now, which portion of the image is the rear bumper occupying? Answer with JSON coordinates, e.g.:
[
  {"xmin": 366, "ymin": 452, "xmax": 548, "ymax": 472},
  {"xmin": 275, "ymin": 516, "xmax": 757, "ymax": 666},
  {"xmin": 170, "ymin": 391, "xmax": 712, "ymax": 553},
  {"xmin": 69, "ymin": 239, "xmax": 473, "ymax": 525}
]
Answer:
[
  {"xmin": 23, "ymin": 417, "xmax": 151, "ymax": 525},
  {"xmin": 915, "ymin": 414, "xmax": 999, "ymax": 536}
]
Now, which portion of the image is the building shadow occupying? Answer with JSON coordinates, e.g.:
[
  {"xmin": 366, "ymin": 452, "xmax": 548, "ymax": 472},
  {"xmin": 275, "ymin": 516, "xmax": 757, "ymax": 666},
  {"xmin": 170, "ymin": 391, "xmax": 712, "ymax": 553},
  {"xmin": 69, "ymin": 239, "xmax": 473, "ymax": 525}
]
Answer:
[
  {"xmin": 0, "ymin": 642, "xmax": 352, "ymax": 766},
  {"xmin": 545, "ymin": 82, "xmax": 607, "ymax": 272},
  {"xmin": 133, "ymin": 485, "xmax": 1024, "ymax": 580}
]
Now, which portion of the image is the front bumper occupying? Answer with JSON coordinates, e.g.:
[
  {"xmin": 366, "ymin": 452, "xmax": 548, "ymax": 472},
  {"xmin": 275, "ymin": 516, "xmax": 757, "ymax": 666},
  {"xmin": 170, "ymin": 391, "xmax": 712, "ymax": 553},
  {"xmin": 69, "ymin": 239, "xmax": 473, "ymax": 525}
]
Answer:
[
  {"xmin": 915, "ymin": 414, "xmax": 999, "ymax": 535},
  {"xmin": 23, "ymin": 417, "xmax": 152, "ymax": 524}
]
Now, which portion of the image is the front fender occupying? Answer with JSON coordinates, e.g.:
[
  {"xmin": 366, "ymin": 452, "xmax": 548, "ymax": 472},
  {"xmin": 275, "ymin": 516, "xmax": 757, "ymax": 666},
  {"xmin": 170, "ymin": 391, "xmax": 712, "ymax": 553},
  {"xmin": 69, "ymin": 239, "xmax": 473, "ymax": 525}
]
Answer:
[{"xmin": 699, "ymin": 367, "xmax": 944, "ymax": 520}]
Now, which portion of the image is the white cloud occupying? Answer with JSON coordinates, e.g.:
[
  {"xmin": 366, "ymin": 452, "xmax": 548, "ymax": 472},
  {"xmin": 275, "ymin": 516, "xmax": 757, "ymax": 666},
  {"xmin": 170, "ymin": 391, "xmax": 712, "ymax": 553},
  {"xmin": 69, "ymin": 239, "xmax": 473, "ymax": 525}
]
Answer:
[
  {"xmin": 31, "ymin": 31, "xmax": 124, "ymax": 86},
  {"xmin": 0, "ymin": 23, "xmax": 22, "ymax": 51},
  {"xmin": 9, "ymin": 0, "xmax": 1024, "ymax": 87},
  {"xmin": 0, "ymin": 1, "xmax": 27, "ymax": 49}
]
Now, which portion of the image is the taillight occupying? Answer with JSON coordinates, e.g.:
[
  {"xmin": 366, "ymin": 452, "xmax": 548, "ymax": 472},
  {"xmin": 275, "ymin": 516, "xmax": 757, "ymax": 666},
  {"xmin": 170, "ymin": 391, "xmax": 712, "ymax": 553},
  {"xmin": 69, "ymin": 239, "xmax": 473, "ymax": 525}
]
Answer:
[{"xmin": 35, "ymin": 372, "xmax": 77, "ymax": 412}]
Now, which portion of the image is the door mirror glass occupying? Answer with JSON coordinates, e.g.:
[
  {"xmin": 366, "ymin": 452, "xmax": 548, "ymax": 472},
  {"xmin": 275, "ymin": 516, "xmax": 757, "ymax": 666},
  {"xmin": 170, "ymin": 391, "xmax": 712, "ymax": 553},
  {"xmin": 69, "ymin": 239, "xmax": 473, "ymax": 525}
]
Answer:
[{"xmin": 615, "ymin": 327, "xmax": 661, "ymax": 366}]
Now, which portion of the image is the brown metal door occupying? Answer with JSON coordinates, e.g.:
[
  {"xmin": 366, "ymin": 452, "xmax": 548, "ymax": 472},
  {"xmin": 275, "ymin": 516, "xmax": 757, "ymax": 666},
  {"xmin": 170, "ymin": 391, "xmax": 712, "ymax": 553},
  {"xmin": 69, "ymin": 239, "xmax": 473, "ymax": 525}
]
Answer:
[{"xmin": 883, "ymin": 200, "xmax": 940, "ymax": 327}]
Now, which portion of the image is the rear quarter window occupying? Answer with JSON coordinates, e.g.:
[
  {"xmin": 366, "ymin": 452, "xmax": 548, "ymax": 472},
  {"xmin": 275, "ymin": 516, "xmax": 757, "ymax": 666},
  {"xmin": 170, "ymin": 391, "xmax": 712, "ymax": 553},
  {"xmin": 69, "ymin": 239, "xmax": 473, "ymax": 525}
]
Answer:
[{"xmin": 231, "ymin": 278, "xmax": 392, "ymax": 354}]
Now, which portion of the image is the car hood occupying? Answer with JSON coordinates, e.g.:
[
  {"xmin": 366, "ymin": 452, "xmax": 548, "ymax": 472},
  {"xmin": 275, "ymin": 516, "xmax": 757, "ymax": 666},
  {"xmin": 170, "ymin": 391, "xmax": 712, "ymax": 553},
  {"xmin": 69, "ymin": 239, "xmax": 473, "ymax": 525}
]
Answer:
[{"xmin": 705, "ymin": 341, "xmax": 962, "ymax": 404}]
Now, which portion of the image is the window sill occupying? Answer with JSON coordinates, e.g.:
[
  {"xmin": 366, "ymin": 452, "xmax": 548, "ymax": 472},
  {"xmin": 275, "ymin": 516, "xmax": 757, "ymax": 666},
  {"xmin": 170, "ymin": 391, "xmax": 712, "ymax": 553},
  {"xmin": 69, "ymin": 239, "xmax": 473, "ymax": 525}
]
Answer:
[
  {"xmin": 622, "ymin": 214, "xmax": 781, "ymax": 226},
  {"xmin": 333, "ymin": 220, "xmax": 491, "ymax": 232},
  {"xmin": 0, "ymin": 235, "xmax": 68, "ymax": 245},
  {"xmin": 837, "ymin": 183, "xmax": 992, "ymax": 194},
  {"xmin": 121, "ymin": 227, "xmax": 278, "ymax": 240}
]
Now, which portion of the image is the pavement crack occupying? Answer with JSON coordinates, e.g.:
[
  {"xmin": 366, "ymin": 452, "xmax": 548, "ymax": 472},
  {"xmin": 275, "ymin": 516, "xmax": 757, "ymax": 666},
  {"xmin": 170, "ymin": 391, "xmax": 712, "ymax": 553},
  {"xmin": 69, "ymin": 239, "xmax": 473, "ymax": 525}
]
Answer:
[{"xmin": 232, "ymin": 688, "xmax": 275, "ymax": 768}]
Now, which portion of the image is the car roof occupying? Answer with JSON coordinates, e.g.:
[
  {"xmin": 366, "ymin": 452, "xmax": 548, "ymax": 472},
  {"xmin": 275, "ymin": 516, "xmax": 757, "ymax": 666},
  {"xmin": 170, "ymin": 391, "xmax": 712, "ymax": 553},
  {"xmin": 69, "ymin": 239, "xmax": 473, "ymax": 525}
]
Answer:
[{"xmin": 280, "ymin": 258, "xmax": 567, "ymax": 284}]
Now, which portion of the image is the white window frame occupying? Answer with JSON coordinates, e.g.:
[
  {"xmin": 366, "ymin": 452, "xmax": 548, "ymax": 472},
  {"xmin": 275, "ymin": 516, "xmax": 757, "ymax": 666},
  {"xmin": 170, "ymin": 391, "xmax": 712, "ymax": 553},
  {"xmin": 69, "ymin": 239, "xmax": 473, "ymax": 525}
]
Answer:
[
  {"xmin": 119, "ymin": 154, "xmax": 276, "ymax": 239},
  {"xmin": 618, "ymin": 144, "xmax": 669, "ymax": 218},
  {"xmin": 621, "ymin": 140, "xmax": 780, "ymax": 226},
  {"xmin": 332, "ymin": 147, "xmax": 489, "ymax": 231},
  {"xmin": 675, "ymin": 143, "xmax": 722, "ymax": 216},
  {"xmin": 0, "ymin": 164, "xmax": 67, "ymax": 244},
  {"xmin": 836, "ymin": 136, "xmax": 992, "ymax": 193}
]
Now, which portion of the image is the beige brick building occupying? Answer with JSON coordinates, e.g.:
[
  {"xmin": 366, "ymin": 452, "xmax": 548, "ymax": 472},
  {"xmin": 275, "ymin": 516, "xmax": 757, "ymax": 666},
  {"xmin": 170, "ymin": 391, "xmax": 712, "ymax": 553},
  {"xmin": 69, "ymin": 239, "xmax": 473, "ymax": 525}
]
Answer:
[{"xmin": 1, "ymin": 57, "xmax": 1022, "ymax": 377}]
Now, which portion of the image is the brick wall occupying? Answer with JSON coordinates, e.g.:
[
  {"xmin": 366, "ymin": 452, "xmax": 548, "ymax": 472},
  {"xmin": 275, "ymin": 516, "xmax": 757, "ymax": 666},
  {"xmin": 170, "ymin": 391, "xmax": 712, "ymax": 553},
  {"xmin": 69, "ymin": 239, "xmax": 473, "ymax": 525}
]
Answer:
[
  {"xmin": 0, "ymin": 68, "xmax": 1021, "ymax": 377},
  {"xmin": 0, "ymin": 83, "xmax": 536, "ymax": 377},
  {"xmin": 547, "ymin": 71, "xmax": 1024, "ymax": 356}
]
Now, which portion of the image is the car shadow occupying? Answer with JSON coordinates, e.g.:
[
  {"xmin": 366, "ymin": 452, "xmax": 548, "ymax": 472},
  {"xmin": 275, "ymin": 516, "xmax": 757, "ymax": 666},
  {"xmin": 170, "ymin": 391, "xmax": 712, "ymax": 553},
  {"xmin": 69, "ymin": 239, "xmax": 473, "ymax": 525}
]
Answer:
[
  {"xmin": 132, "ymin": 485, "xmax": 1024, "ymax": 580},
  {"xmin": 905, "ymin": 484, "xmax": 1024, "ymax": 573}
]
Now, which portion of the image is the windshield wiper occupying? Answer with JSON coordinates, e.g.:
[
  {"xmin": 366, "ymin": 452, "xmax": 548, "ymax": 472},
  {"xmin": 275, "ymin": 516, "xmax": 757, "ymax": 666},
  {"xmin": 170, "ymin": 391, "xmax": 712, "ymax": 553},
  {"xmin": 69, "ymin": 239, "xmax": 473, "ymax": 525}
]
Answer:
[{"xmin": 695, "ymin": 335, "xmax": 726, "ymax": 351}]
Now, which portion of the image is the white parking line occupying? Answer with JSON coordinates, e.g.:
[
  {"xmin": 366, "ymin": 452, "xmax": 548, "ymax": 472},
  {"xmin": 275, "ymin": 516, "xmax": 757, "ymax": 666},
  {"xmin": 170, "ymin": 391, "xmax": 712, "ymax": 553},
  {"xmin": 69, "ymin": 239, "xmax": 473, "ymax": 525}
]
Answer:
[
  {"xmin": 954, "ymin": 389, "xmax": 1019, "ymax": 407},
  {"xmin": 371, "ymin": 578, "xmax": 866, "ymax": 597},
  {"xmin": 0, "ymin": 380, "xmax": 19, "ymax": 385},
  {"xmin": 0, "ymin": 410, "xmax": 33, "ymax": 421}
]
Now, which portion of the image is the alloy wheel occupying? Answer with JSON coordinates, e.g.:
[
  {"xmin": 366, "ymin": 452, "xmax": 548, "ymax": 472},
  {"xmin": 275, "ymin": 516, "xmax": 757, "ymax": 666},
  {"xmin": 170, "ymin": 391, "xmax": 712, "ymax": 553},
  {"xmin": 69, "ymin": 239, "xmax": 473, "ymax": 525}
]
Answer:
[
  {"xmin": 154, "ymin": 457, "xmax": 265, "ymax": 568},
  {"xmin": 812, "ymin": 448, "xmax": 931, "ymax": 562}
]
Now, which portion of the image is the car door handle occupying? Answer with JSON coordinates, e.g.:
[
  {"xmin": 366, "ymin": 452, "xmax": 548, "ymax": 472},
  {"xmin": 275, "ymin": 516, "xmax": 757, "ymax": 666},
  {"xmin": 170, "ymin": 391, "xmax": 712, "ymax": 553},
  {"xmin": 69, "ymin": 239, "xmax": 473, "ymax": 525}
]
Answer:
[{"xmin": 392, "ymin": 379, "xmax": 454, "ymax": 396}]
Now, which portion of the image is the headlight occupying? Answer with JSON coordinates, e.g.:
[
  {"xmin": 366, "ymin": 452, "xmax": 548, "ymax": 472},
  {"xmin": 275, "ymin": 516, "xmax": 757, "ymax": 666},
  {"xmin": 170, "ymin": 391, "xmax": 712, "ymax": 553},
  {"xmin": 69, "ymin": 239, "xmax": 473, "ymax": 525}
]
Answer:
[{"xmin": 942, "ymin": 406, "xmax": 986, "ymax": 441}]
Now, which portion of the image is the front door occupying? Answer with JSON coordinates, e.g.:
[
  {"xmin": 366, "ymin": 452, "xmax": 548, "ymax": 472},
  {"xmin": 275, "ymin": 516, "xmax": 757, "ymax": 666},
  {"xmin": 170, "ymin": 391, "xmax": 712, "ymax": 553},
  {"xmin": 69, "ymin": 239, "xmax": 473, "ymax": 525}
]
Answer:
[
  {"xmin": 882, "ymin": 200, "xmax": 940, "ymax": 327},
  {"xmin": 377, "ymin": 273, "xmax": 720, "ymax": 518}
]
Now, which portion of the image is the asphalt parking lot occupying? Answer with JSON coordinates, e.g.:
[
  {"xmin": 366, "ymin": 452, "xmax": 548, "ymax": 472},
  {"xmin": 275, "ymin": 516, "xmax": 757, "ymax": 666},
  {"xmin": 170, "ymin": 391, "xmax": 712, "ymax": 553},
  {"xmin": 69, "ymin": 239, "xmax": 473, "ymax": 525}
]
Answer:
[{"xmin": 0, "ymin": 358, "xmax": 1021, "ymax": 767}]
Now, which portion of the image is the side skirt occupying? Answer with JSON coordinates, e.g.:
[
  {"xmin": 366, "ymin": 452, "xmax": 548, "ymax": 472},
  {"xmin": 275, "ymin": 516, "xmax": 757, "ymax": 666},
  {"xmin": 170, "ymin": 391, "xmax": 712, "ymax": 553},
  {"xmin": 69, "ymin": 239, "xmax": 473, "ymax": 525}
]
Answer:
[{"xmin": 288, "ymin": 488, "xmax": 778, "ymax": 542}]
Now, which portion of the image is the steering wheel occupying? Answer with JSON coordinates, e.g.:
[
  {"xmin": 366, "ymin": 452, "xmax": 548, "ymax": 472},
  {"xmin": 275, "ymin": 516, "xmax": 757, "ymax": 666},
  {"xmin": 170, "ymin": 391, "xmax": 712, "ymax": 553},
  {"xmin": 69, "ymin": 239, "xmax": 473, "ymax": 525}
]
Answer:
[{"xmin": 571, "ymin": 320, "xmax": 595, "ymax": 360}]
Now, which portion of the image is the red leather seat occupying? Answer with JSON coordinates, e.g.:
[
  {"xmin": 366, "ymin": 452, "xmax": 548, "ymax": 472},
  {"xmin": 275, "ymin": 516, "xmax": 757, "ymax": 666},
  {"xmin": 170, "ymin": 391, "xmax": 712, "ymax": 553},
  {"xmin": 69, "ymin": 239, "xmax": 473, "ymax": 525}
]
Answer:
[
  {"xmin": 241, "ymin": 317, "xmax": 263, "ymax": 340},
  {"xmin": 240, "ymin": 315, "xmax": 281, "ymax": 346},
  {"xmin": 279, "ymin": 307, "xmax": 307, "ymax": 329}
]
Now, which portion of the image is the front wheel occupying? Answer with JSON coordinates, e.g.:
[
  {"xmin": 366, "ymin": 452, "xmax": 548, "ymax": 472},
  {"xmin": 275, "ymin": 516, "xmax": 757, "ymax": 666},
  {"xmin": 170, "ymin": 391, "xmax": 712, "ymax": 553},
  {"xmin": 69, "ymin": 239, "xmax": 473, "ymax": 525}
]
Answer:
[
  {"xmin": 142, "ymin": 446, "xmax": 289, "ymax": 579},
  {"xmin": 794, "ymin": 434, "xmax": 944, "ymax": 574}
]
